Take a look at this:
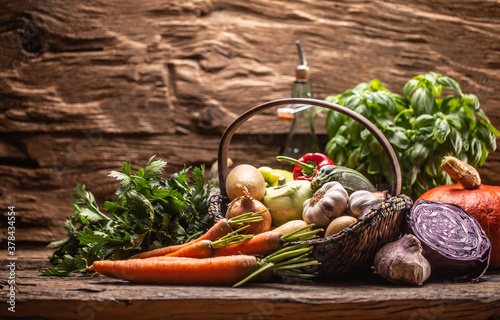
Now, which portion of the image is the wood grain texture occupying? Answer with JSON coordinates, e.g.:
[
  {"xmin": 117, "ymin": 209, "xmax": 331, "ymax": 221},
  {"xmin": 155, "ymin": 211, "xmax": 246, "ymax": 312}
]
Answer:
[
  {"xmin": 0, "ymin": 0, "xmax": 499, "ymax": 244},
  {"xmin": 0, "ymin": 258, "xmax": 499, "ymax": 320}
]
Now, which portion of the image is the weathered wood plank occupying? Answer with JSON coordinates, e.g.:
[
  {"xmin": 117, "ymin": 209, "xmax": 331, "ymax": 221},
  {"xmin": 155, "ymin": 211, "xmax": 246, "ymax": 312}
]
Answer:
[
  {"xmin": 0, "ymin": 0, "xmax": 499, "ymax": 245},
  {"xmin": 0, "ymin": 259, "xmax": 499, "ymax": 320}
]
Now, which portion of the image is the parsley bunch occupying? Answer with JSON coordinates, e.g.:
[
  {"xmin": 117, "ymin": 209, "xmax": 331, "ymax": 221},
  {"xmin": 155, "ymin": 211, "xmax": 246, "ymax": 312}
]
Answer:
[
  {"xmin": 324, "ymin": 72, "xmax": 500, "ymax": 200},
  {"xmin": 42, "ymin": 156, "xmax": 213, "ymax": 275}
]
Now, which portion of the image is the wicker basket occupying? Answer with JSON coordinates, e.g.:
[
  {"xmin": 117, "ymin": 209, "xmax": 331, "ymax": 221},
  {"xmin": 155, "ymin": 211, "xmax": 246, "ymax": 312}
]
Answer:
[{"xmin": 209, "ymin": 98, "xmax": 413, "ymax": 281}]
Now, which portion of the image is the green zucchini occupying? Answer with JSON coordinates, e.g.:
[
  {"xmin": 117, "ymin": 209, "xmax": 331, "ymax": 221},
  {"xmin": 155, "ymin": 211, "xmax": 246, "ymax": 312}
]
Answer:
[{"xmin": 311, "ymin": 165, "xmax": 376, "ymax": 194}]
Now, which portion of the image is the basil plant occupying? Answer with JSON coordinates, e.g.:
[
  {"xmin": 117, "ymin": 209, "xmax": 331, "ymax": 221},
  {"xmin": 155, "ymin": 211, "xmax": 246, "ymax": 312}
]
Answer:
[{"xmin": 323, "ymin": 72, "xmax": 500, "ymax": 200}]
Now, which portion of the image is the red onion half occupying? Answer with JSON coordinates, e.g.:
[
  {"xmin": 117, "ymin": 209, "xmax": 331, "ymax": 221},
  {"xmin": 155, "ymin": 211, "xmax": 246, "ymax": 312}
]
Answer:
[{"xmin": 406, "ymin": 199, "xmax": 491, "ymax": 282}]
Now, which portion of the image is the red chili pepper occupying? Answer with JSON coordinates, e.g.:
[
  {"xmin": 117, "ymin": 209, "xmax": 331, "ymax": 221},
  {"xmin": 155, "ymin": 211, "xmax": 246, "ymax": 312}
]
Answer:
[{"xmin": 276, "ymin": 153, "xmax": 335, "ymax": 181}]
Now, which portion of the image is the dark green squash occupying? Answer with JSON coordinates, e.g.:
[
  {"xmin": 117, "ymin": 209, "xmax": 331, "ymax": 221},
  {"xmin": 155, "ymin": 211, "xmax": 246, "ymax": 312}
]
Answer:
[{"xmin": 310, "ymin": 165, "xmax": 375, "ymax": 194}]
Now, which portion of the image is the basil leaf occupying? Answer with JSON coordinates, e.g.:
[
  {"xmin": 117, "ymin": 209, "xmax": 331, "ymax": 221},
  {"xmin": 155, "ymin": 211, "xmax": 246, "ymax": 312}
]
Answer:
[
  {"xmin": 374, "ymin": 116, "xmax": 395, "ymax": 130},
  {"xmin": 448, "ymin": 127, "xmax": 463, "ymax": 155},
  {"xmin": 476, "ymin": 109, "xmax": 500, "ymax": 136},
  {"xmin": 370, "ymin": 79, "xmax": 387, "ymax": 91},
  {"xmin": 434, "ymin": 118, "xmax": 450, "ymax": 143},
  {"xmin": 360, "ymin": 128, "xmax": 371, "ymax": 140},
  {"xmin": 424, "ymin": 72, "xmax": 440, "ymax": 82},
  {"xmin": 352, "ymin": 82, "xmax": 371, "ymax": 92},
  {"xmin": 437, "ymin": 76, "xmax": 462, "ymax": 95},
  {"xmin": 344, "ymin": 94, "xmax": 364, "ymax": 109},
  {"xmin": 455, "ymin": 152, "xmax": 468, "ymax": 163},
  {"xmin": 348, "ymin": 148, "xmax": 362, "ymax": 168},
  {"xmin": 325, "ymin": 111, "xmax": 348, "ymax": 138},
  {"xmin": 370, "ymin": 91, "xmax": 396, "ymax": 114},
  {"xmin": 388, "ymin": 129, "xmax": 410, "ymax": 150},
  {"xmin": 348, "ymin": 120, "xmax": 364, "ymax": 140},
  {"xmin": 467, "ymin": 138, "xmax": 482, "ymax": 167},
  {"xmin": 368, "ymin": 156, "xmax": 381, "ymax": 175},
  {"xmin": 411, "ymin": 87, "xmax": 434, "ymax": 115},
  {"xmin": 480, "ymin": 143, "xmax": 488, "ymax": 166},
  {"xmin": 413, "ymin": 114, "xmax": 435, "ymax": 129},
  {"xmin": 413, "ymin": 126, "xmax": 434, "ymax": 142},
  {"xmin": 410, "ymin": 142, "xmax": 430, "ymax": 164},
  {"xmin": 325, "ymin": 139, "xmax": 338, "ymax": 159},
  {"xmin": 404, "ymin": 78, "xmax": 420, "ymax": 100},
  {"xmin": 440, "ymin": 95, "xmax": 461, "ymax": 113},
  {"xmin": 461, "ymin": 93, "xmax": 480, "ymax": 111},
  {"xmin": 325, "ymin": 95, "xmax": 340, "ymax": 104},
  {"xmin": 404, "ymin": 166, "xmax": 419, "ymax": 186},
  {"xmin": 476, "ymin": 120, "xmax": 497, "ymax": 152},
  {"xmin": 461, "ymin": 137, "xmax": 470, "ymax": 152},
  {"xmin": 445, "ymin": 113, "xmax": 462, "ymax": 129},
  {"xmin": 354, "ymin": 103, "xmax": 370, "ymax": 118},
  {"xmin": 425, "ymin": 72, "xmax": 442, "ymax": 97},
  {"xmin": 335, "ymin": 147, "xmax": 349, "ymax": 166},
  {"xmin": 425, "ymin": 156, "xmax": 442, "ymax": 178},
  {"xmin": 368, "ymin": 135, "xmax": 383, "ymax": 156}
]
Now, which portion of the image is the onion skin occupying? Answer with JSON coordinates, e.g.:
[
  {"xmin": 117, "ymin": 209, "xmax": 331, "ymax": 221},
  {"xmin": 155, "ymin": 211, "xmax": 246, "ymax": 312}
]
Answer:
[
  {"xmin": 225, "ymin": 195, "xmax": 271, "ymax": 234},
  {"xmin": 225, "ymin": 164, "xmax": 267, "ymax": 202},
  {"xmin": 406, "ymin": 199, "xmax": 491, "ymax": 283}
]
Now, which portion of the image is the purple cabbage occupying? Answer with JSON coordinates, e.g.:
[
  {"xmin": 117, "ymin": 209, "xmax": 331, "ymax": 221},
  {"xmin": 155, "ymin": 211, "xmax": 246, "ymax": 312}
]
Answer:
[{"xmin": 406, "ymin": 199, "xmax": 491, "ymax": 282}]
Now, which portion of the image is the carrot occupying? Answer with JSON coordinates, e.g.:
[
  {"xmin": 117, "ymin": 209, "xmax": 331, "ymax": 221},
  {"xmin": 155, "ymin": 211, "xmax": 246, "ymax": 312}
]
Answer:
[
  {"xmin": 129, "ymin": 212, "xmax": 263, "ymax": 259},
  {"xmin": 162, "ymin": 240, "xmax": 214, "ymax": 258},
  {"xmin": 88, "ymin": 255, "xmax": 265, "ymax": 285},
  {"xmin": 87, "ymin": 243, "xmax": 319, "ymax": 287},
  {"xmin": 163, "ymin": 227, "xmax": 253, "ymax": 258},
  {"xmin": 212, "ymin": 224, "xmax": 321, "ymax": 258},
  {"xmin": 212, "ymin": 231, "xmax": 283, "ymax": 257}
]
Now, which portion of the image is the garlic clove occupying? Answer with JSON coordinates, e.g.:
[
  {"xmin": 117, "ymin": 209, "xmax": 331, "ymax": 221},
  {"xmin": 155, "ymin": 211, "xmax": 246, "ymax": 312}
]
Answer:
[
  {"xmin": 349, "ymin": 190, "xmax": 382, "ymax": 218},
  {"xmin": 302, "ymin": 204, "xmax": 332, "ymax": 227}
]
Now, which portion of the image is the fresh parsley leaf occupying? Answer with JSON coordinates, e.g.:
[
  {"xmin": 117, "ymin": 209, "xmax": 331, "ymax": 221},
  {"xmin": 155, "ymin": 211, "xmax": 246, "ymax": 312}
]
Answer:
[{"xmin": 144, "ymin": 155, "xmax": 167, "ymax": 180}]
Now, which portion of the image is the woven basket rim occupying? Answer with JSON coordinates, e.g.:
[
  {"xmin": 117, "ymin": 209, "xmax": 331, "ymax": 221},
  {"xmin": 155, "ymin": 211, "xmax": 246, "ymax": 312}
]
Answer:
[
  {"xmin": 295, "ymin": 194, "xmax": 413, "ymax": 244},
  {"xmin": 208, "ymin": 193, "xmax": 413, "ymax": 242}
]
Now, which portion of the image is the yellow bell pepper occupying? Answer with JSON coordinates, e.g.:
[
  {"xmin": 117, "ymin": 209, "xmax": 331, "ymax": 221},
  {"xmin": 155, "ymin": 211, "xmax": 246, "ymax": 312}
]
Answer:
[{"xmin": 258, "ymin": 167, "xmax": 294, "ymax": 187}]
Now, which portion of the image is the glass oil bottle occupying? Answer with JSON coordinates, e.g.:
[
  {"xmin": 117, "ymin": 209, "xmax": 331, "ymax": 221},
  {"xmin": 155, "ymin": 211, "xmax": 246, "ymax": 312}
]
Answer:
[{"xmin": 278, "ymin": 41, "xmax": 320, "ymax": 170}]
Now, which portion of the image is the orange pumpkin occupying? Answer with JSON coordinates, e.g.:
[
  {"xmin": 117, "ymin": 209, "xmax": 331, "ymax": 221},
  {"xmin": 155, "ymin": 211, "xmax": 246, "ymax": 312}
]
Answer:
[{"xmin": 418, "ymin": 156, "xmax": 500, "ymax": 269}]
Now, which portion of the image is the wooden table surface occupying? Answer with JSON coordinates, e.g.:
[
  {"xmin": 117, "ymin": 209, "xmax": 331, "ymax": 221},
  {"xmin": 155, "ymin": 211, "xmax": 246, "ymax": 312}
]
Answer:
[{"xmin": 1, "ymin": 255, "xmax": 499, "ymax": 320}]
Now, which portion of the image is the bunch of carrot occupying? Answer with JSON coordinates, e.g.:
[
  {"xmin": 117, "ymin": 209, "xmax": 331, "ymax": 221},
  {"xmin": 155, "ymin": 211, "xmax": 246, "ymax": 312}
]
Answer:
[
  {"xmin": 88, "ymin": 212, "xmax": 321, "ymax": 287},
  {"xmin": 129, "ymin": 211, "xmax": 265, "ymax": 259}
]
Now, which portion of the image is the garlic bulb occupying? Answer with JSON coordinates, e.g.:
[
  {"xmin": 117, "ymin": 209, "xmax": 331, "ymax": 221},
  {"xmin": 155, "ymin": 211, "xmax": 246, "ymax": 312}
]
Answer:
[
  {"xmin": 374, "ymin": 234, "xmax": 431, "ymax": 286},
  {"xmin": 302, "ymin": 181, "xmax": 349, "ymax": 228},
  {"xmin": 349, "ymin": 190, "xmax": 382, "ymax": 218}
]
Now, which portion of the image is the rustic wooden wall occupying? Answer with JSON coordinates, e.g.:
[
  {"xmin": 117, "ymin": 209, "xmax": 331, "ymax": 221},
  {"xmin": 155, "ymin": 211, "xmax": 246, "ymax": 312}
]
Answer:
[{"xmin": 1, "ymin": 0, "xmax": 499, "ymax": 247}]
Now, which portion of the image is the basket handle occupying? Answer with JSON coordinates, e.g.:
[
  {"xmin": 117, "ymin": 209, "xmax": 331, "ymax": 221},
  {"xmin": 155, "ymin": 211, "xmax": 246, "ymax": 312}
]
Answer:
[{"xmin": 217, "ymin": 98, "xmax": 402, "ymax": 196}]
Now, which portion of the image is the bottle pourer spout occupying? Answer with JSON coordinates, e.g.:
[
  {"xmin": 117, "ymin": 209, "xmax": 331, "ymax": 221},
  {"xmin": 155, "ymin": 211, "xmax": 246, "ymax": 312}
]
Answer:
[
  {"xmin": 295, "ymin": 40, "xmax": 310, "ymax": 79},
  {"xmin": 296, "ymin": 40, "xmax": 308, "ymax": 69}
]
